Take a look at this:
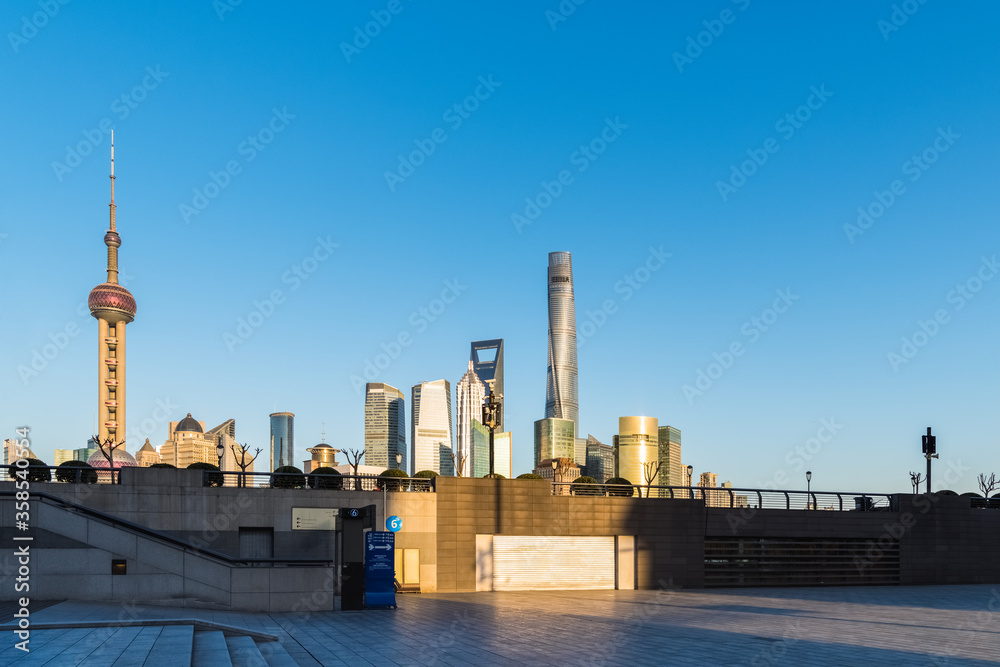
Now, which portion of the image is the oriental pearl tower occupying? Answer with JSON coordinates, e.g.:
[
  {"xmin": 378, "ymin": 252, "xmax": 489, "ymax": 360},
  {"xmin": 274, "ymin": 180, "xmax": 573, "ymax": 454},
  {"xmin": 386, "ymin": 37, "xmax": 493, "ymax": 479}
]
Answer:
[{"xmin": 88, "ymin": 132, "xmax": 137, "ymax": 446}]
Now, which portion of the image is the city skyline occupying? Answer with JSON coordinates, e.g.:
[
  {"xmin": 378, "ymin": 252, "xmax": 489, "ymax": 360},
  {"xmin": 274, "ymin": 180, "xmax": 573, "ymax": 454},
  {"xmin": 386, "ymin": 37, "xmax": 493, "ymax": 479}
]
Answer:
[{"xmin": 2, "ymin": 2, "xmax": 998, "ymax": 493}]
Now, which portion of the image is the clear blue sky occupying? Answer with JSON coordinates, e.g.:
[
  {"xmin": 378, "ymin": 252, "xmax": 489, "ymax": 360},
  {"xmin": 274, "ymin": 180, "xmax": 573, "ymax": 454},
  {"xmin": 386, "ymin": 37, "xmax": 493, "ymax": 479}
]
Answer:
[{"xmin": 2, "ymin": 1, "xmax": 998, "ymax": 493}]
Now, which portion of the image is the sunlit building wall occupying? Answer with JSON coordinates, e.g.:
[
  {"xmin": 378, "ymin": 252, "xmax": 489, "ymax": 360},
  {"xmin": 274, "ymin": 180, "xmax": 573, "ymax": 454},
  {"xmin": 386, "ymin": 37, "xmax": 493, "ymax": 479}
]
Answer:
[
  {"xmin": 411, "ymin": 379, "xmax": 453, "ymax": 475},
  {"xmin": 615, "ymin": 416, "xmax": 659, "ymax": 490}
]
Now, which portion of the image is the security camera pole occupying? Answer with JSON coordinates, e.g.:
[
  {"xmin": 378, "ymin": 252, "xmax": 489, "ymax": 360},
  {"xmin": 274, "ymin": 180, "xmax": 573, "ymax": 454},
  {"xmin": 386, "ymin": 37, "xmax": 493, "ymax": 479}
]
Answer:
[
  {"xmin": 921, "ymin": 427, "xmax": 938, "ymax": 493},
  {"xmin": 481, "ymin": 381, "xmax": 502, "ymax": 478}
]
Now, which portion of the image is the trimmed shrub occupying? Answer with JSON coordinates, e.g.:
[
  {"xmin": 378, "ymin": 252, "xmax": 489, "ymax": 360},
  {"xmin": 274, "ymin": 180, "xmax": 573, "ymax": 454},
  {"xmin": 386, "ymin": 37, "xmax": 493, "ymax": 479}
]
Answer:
[
  {"xmin": 273, "ymin": 465, "xmax": 306, "ymax": 489},
  {"xmin": 516, "ymin": 473, "xmax": 544, "ymax": 480},
  {"xmin": 378, "ymin": 468, "xmax": 409, "ymax": 491},
  {"xmin": 605, "ymin": 477, "xmax": 635, "ymax": 497},
  {"xmin": 414, "ymin": 470, "xmax": 439, "ymax": 479},
  {"xmin": 571, "ymin": 476, "xmax": 601, "ymax": 496},
  {"xmin": 188, "ymin": 462, "xmax": 223, "ymax": 487},
  {"xmin": 7, "ymin": 458, "xmax": 50, "ymax": 483},
  {"xmin": 149, "ymin": 463, "xmax": 176, "ymax": 469},
  {"xmin": 55, "ymin": 460, "xmax": 97, "ymax": 484},
  {"xmin": 308, "ymin": 467, "xmax": 343, "ymax": 490},
  {"xmin": 482, "ymin": 473, "xmax": 506, "ymax": 479}
]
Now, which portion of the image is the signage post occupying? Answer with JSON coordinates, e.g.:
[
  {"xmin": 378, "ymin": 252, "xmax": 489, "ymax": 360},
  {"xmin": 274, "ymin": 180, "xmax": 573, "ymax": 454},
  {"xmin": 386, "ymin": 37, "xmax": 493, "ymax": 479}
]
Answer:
[{"xmin": 365, "ymin": 531, "xmax": 396, "ymax": 609}]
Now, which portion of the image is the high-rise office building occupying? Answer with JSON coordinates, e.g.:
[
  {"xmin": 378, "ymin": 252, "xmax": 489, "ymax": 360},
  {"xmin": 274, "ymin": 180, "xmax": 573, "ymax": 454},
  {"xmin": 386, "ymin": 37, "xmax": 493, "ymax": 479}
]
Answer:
[
  {"xmin": 471, "ymin": 339, "xmax": 503, "ymax": 431},
  {"xmin": 73, "ymin": 438, "xmax": 99, "ymax": 464},
  {"xmin": 614, "ymin": 416, "xmax": 659, "ymax": 491},
  {"xmin": 455, "ymin": 361, "xmax": 486, "ymax": 477},
  {"xmin": 657, "ymin": 425, "xmax": 683, "ymax": 496},
  {"xmin": 364, "ymin": 383, "xmax": 406, "ymax": 471},
  {"xmin": 53, "ymin": 449, "xmax": 74, "ymax": 466},
  {"xmin": 411, "ymin": 380, "xmax": 453, "ymax": 475},
  {"xmin": 471, "ymin": 420, "xmax": 512, "ymax": 478},
  {"xmin": 585, "ymin": 435, "xmax": 614, "ymax": 483},
  {"xmin": 545, "ymin": 251, "xmax": 579, "ymax": 437},
  {"xmin": 88, "ymin": 135, "xmax": 137, "ymax": 449},
  {"xmin": 533, "ymin": 417, "xmax": 576, "ymax": 468},
  {"xmin": 269, "ymin": 411, "xmax": 294, "ymax": 471}
]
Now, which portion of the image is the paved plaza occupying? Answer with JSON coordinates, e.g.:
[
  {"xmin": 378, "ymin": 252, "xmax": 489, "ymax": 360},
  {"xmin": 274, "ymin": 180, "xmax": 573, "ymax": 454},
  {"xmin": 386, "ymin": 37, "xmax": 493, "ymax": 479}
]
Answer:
[{"xmin": 1, "ymin": 584, "xmax": 999, "ymax": 665}]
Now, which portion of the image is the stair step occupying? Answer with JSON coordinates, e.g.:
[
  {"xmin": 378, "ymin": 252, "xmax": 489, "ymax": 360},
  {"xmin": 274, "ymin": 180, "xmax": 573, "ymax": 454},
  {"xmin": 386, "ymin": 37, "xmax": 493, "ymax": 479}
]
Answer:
[
  {"xmin": 193, "ymin": 629, "xmax": 233, "ymax": 667},
  {"xmin": 256, "ymin": 638, "xmax": 302, "ymax": 667},
  {"xmin": 226, "ymin": 634, "xmax": 269, "ymax": 667},
  {"xmin": 143, "ymin": 624, "xmax": 195, "ymax": 666}
]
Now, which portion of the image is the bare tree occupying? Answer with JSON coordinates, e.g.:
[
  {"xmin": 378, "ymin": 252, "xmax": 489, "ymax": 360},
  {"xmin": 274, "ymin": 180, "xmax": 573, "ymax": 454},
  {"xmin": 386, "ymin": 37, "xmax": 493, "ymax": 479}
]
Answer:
[
  {"xmin": 231, "ymin": 443, "xmax": 262, "ymax": 488},
  {"xmin": 344, "ymin": 448, "xmax": 364, "ymax": 490},
  {"xmin": 642, "ymin": 460, "xmax": 662, "ymax": 499},
  {"xmin": 92, "ymin": 434, "xmax": 125, "ymax": 483},
  {"xmin": 449, "ymin": 450, "xmax": 469, "ymax": 478},
  {"xmin": 909, "ymin": 471, "xmax": 925, "ymax": 494},
  {"xmin": 978, "ymin": 473, "xmax": 997, "ymax": 499}
]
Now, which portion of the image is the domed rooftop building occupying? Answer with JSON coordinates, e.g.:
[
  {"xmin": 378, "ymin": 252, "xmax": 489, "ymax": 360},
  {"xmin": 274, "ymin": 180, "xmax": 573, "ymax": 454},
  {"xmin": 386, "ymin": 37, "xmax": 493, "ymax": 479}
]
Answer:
[
  {"xmin": 87, "ymin": 446, "xmax": 137, "ymax": 483},
  {"xmin": 303, "ymin": 442, "xmax": 340, "ymax": 473},
  {"xmin": 135, "ymin": 438, "xmax": 160, "ymax": 467}
]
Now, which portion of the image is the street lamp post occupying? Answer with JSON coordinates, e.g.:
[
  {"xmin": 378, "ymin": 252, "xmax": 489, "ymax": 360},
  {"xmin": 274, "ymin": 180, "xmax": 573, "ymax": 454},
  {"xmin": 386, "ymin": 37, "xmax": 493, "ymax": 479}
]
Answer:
[
  {"xmin": 216, "ymin": 443, "xmax": 225, "ymax": 468},
  {"xmin": 687, "ymin": 465, "xmax": 694, "ymax": 500},
  {"xmin": 806, "ymin": 470, "xmax": 812, "ymax": 509},
  {"xmin": 395, "ymin": 451, "xmax": 402, "ymax": 471},
  {"xmin": 551, "ymin": 459, "xmax": 559, "ymax": 495},
  {"xmin": 921, "ymin": 427, "xmax": 938, "ymax": 494},
  {"xmin": 481, "ymin": 382, "xmax": 502, "ymax": 478}
]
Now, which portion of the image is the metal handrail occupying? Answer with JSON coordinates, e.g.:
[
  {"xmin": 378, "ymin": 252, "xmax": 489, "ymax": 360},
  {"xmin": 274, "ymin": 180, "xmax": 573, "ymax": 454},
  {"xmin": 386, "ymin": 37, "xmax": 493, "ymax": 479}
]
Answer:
[{"xmin": 549, "ymin": 481, "xmax": 897, "ymax": 511}]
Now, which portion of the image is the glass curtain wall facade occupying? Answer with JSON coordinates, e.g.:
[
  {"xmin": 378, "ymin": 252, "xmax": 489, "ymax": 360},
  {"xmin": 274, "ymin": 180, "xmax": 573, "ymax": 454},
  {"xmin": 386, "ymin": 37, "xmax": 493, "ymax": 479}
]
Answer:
[
  {"xmin": 411, "ymin": 379, "xmax": 453, "ymax": 475},
  {"xmin": 455, "ymin": 361, "xmax": 485, "ymax": 477},
  {"xmin": 471, "ymin": 339, "xmax": 503, "ymax": 431},
  {"xmin": 533, "ymin": 417, "xmax": 576, "ymax": 468},
  {"xmin": 269, "ymin": 411, "xmax": 294, "ymax": 472},
  {"xmin": 585, "ymin": 435, "xmax": 614, "ymax": 483},
  {"xmin": 364, "ymin": 383, "xmax": 406, "ymax": 471},
  {"xmin": 615, "ymin": 416, "xmax": 659, "ymax": 492},
  {"xmin": 657, "ymin": 425, "xmax": 683, "ymax": 496},
  {"xmin": 545, "ymin": 252, "xmax": 579, "ymax": 437}
]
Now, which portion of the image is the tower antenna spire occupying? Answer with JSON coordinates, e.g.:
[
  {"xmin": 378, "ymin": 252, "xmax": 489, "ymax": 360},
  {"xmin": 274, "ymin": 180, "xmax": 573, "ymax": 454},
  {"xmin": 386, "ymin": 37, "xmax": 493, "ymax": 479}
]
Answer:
[{"xmin": 109, "ymin": 130, "xmax": 116, "ymax": 232}]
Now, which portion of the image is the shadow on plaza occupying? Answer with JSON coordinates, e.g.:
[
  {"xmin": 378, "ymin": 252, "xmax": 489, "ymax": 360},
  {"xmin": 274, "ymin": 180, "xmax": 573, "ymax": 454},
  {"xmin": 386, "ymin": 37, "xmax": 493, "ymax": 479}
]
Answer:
[
  {"xmin": 698, "ymin": 584, "xmax": 1000, "ymax": 612},
  {"xmin": 396, "ymin": 594, "xmax": 995, "ymax": 667}
]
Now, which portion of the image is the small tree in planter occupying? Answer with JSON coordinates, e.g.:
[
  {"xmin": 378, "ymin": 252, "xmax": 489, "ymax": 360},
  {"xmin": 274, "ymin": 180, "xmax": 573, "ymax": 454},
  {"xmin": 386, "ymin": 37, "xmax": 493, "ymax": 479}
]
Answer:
[
  {"xmin": 308, "ymin": 467, "xmax": 343, "ymax": 490},
  {"xmin": 571, "ymin": 476, "xmax": 601, "ymax": 496},
  {"xmin": 517, "ymin": 473, "xmax": 544, "ymax": 480},
  {"xmin": 188, "ymin": 462, "xmax": 223, "ymax": 487},
  {"xmin": 378, "ymin": 468, "xmax": 409, "ymax": 491},
  {"xmin": 7, "ymin": 458, "xmax": 50, "ymax": 483},
  {"xmin": 604, "ymin": 477, "xmax": 635, "ymax": 497},
  {"xmin": 55, "ymin": 460, "xmax": 97, "ymax": 484},
  {"xmin": 273, "ymin": 465, "xmax": 306, "ymax": 489},
  {"xmin": 149, "ymin": 463, "xmax": 176, "ymax": 469}
]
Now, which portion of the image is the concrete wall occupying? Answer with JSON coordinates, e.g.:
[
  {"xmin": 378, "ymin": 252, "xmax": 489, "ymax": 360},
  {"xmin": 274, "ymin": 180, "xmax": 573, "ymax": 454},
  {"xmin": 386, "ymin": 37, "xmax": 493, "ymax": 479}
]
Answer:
[{"xmin": 385, "ymin": 490, "xmax": 437, "ymax": 592}]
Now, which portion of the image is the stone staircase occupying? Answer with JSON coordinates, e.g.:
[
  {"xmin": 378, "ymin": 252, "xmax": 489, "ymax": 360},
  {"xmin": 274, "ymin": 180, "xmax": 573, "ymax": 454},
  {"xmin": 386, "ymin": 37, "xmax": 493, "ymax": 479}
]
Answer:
[{"xmin": 0, "ymin": 624, "xmax": 307, "ymax": 666}]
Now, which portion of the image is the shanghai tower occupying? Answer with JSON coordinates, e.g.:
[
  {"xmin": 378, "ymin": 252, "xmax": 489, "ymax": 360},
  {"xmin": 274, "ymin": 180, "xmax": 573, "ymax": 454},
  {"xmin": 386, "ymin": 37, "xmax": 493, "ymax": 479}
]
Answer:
[{"xmin": 545, "ymin": 251, "xmax": 578, "ymax": 436}]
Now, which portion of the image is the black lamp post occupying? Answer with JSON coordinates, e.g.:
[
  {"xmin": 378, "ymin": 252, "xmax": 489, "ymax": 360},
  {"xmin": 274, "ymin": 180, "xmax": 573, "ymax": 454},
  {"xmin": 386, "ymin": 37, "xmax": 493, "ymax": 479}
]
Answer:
[
  {"xmin": 395, "ymin": 451, "xmax": 402, "ymax": 471},
  {"xmin": 481, "ymin": 383, "xmax": 502, "ymax": 478},
  {"xmin": 687, "ymin": 465, "xmax": 694, "ymax": 500},
  {"xmin": 551, "ymin": 458, "xmax": 559, "ymax": 494},
  {"xmin": 216, "ymin": 442, "xmax": 225, "ymax": 468},
  {"xmin": 806, "ymin": 470, "xmax": 812, "ymax": 509}
]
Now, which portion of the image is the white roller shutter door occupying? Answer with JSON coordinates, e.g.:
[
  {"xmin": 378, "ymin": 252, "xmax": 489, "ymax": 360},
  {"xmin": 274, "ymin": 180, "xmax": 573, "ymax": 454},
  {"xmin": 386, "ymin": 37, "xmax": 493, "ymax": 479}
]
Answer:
[{"xmin": 492, "ymin": 536, "xmax": 616, "ymax": 590}]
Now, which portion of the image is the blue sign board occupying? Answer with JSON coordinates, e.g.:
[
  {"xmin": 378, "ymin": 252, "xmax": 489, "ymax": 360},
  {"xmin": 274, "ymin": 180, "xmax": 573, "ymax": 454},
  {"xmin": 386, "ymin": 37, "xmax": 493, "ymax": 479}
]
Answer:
[
  {"xmin": 365, "ymin": 531, "xmax": 396, "ymax": 608},
  {"xmin": 386, "ymin": 515, "xmax": 402, "ymax": 532}
]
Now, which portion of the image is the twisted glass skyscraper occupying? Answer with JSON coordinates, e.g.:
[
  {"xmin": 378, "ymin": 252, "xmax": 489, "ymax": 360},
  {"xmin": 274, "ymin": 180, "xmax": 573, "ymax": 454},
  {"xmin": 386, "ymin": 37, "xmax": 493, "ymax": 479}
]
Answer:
[{"xmin": 545, "ymin": 251, "xmax": 578, "ymax": 436}]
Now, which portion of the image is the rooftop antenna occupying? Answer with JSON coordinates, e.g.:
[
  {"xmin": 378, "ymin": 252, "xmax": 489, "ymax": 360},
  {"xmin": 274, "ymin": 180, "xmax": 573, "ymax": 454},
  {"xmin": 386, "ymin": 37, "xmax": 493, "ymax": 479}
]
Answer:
[{"xmin": 321, "ymin": 423, "xmax": 326, "ymax": 444}]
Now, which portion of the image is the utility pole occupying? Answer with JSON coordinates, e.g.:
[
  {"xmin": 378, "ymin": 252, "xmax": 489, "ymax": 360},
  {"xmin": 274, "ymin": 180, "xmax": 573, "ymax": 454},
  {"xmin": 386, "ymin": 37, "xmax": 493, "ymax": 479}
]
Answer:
[
  {"xmin": 481, "ymin": 381, "xmax": 502, "ymax": 478},
  {"xmin": 921, "ymin": 427, "xmax": 938, "ymax": 493}
]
